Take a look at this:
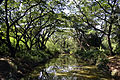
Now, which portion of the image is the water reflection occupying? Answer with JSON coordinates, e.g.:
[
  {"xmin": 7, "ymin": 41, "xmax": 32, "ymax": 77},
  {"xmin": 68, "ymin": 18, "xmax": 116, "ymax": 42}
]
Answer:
[{"xmin": 25, "ymin": 54, "xmax": 112, "ymax": 80}]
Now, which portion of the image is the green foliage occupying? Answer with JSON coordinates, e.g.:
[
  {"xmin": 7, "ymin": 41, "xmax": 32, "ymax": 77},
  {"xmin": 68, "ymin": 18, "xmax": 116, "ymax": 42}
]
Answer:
[
  {"xmin": 0, "ymin": 43, "xmax": 9, "ymax": 56},
  {"xmin": 0, "ymin": 0, "xmax": 120, "ymax": 76},
  {"xmin": 16, "ymin": 49, "xmax": 53, "ymax": 63},
  {"xmin": 46, "ymin": 41, "xmax": 60, "ymax": 53},
  {"xmin": 70, "ymin": 0, "xmax": 120, "ymax": 55},
  {"xmin": 49, "ymin": 30, "xmax": 77, "ymax": 54},
  {"xmin": 0, "ymin": 0, "xmax": 67, "ymax": 57},
  {"xmin": 1, "ymin": 0, "xmax": 119, "ymax": 79},
  {"xmin": 75, "ymin": 49, "xmax": 109, "ymax": 65}
]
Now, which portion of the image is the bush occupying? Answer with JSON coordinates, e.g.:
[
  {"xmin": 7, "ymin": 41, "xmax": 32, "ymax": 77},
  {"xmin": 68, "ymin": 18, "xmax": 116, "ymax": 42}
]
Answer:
[
  {"xmin": 75, "ymin": 49, "xmax": 109, "ymax": 65},
  {"xmin": 16, "ymin": 49, "xmax": 51, "ymax": 63},
  {"xmin": 0, "ymin": 43, "xmax": 9, "ymax": 57}
]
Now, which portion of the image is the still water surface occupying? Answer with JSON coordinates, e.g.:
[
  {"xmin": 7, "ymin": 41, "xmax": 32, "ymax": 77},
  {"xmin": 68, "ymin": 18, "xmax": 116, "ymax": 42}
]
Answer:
[{"xmin": 24, "ymin": 54, "xmax": 113, "ymax": 80}]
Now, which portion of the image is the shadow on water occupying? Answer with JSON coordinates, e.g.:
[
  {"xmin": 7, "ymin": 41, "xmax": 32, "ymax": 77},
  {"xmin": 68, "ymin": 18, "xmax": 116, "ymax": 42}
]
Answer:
[{"xmin": 23, "ymin": 54, "xmax": 113, "ymax": 80}]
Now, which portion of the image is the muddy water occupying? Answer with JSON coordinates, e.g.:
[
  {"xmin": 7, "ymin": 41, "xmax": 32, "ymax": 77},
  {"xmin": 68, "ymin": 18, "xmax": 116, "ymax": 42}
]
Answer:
[{"xmin": 23, "ymin": 54, "xmax": 113, "ymax": 80}]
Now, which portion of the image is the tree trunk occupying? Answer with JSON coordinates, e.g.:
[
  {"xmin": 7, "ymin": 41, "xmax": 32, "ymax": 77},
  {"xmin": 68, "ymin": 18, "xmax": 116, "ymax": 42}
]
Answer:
[
  {"xmin": 40, "ymin": 42, "xmax": 46, "ymax": 50},
  {"xmin": 107, "ymin": 22, "xmax": 115, "ymax": 56},
  {"xmin": 107, "ymin": 35, "xmax": 114, "ymax": 56},
  {"xmin": 5, "ymin": 0, "xmax": 16, "ymax": 57},
  {"xmin": 10, "ymin": 47, "xmax": 16, "ymax": 57}
]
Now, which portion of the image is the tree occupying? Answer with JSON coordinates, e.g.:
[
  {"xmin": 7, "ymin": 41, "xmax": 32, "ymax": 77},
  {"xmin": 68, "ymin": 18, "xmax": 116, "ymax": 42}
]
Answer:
[
  {"xmin": 49, "ymin": 25, "xmax": 77, "ymax": 53},
  {"xmin": 0, "ymin": 0, "xmax": 66, "ymax": 57},
  {"xmin": 71, "ymin": 0, "xmax": 120, "ymax": 55}
]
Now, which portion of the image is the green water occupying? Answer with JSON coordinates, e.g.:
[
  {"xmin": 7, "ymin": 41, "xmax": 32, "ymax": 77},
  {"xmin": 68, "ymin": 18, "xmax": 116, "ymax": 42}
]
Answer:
[{"xmin": 23, "ymin": 54, "xmax": 113, "ymax": 80}]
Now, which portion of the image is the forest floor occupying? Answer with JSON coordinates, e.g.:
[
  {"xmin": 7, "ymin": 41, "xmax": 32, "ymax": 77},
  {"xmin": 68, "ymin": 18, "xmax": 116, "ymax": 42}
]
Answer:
[{"xmin": 107, "ymin": 55, "xmax": 120, "ymax": 79}]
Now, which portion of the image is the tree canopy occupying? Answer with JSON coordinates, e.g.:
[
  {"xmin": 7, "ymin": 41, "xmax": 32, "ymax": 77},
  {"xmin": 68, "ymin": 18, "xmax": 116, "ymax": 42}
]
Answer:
[{"xmin": 0, "ymin": 0, "xmax": 120, "ymax": 56}]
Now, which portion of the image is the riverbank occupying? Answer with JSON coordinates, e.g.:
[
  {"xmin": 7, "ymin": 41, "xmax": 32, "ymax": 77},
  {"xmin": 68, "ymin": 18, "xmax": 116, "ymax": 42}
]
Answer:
[
  {"xmin": 0, "ymin": 50, "xmax": 60, "ymax": 80},
  {"xmin": 1, "ymin": 52, "xmax": 120, "ymax": 80},
  {"xmin": 107, "ymin": 55, "xmax": 120, "ymax": 80}
]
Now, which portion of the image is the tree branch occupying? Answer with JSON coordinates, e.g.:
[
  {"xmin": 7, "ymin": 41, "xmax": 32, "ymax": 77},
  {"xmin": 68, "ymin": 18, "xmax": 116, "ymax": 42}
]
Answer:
[
  {"xmin": 9, "ymin": 2, "xmax": 42, "ymax": 27},
  {"xmin": 95, "ymin": 0, "xmax": 111, "ymax": 14}
]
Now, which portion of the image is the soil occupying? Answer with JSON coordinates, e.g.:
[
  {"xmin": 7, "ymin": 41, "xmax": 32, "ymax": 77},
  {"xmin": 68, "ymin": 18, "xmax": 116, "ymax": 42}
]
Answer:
[{"xmin": 107, "ymin": 56, "xmax": 120, "ymax": 80}]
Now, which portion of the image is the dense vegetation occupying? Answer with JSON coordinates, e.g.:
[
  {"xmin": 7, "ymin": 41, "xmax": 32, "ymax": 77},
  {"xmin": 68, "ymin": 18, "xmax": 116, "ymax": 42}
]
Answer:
[{"xmin": 0, "ymin": 0, "xmax": 120, "ymax": 79}]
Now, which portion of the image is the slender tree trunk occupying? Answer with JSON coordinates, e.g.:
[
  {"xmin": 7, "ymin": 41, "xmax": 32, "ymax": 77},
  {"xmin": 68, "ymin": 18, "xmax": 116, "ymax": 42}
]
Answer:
[
  {"xmin": 107, "ymin": 23, "xmax": 115, "ymax": 56},
  {"xmin": 40, "ymin": 41, "xmax": 46, "ymax": 50},
  {"xmin": 107, "ymin": 35, "xmax": 114, "ymax": 56},
  {"xmin": 5, "ymin": 0, "xmax": 15, "ymax": 57},
  {"xmin": 16, "ymin": 40, "xmax": 20, "ymax": 51},
  {"xmin": 25, "ymin": 42, "xmax": 30, "ymax": 50}
]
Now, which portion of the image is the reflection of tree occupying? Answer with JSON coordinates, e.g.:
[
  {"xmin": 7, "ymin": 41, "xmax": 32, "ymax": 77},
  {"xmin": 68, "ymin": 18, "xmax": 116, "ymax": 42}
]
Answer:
[{"xmin": 42, "ymin": 54, "xmax": 83, "ymax": 80}]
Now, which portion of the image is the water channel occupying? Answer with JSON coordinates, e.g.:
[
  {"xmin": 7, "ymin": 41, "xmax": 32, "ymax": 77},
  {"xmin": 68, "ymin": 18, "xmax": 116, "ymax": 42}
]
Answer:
[{"xmin": 23, "ymin": 54, "xmax": 113, "ymax": 80}]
